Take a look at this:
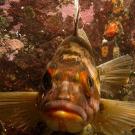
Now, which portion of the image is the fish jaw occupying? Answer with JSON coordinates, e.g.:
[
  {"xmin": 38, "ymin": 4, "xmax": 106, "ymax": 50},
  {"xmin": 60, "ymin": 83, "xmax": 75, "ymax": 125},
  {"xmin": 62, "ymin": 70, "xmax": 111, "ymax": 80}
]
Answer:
[{"xmin": 41, "ymin": 100, "xmax": 88, "ymax": 133}]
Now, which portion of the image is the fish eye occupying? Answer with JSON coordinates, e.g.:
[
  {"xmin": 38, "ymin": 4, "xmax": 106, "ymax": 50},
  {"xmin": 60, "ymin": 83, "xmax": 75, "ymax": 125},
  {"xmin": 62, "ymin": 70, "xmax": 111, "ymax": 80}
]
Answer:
[
  {"xmin": 88, "ymin": 77, "xmax": 93, "ymax": 88},
  {"xmin": 42, "ymin": 70, "xmax": 52, "ymax": 90}
]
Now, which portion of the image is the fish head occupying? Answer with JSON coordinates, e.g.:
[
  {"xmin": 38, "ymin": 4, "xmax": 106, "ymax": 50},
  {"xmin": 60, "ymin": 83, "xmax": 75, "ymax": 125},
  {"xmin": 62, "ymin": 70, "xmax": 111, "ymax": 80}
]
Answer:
[
  {"xmin": 37, "ymin": 1, "xmax": 101, "ymax": 132},
  {"xmin": 38, "ymin": 37, "xmax": 100, "ymax": 133}
]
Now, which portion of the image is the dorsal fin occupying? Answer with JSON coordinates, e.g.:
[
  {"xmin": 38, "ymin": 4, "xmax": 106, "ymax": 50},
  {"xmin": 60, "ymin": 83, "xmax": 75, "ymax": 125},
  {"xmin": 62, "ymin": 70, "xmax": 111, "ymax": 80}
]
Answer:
[{"xmin": 74, "ymin": 0, "xmax": 79, "ymax": 36}]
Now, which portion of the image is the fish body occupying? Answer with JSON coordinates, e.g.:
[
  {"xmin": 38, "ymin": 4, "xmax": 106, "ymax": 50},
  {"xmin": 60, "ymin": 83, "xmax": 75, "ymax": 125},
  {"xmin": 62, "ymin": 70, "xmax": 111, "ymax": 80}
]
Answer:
[
  {"xmin": 0, "ymin": 0, "xmax": 135, "ymax": 135},
  {"xmin": 38, "ymin": 34, "xmax": 100, "ymax": 133}
]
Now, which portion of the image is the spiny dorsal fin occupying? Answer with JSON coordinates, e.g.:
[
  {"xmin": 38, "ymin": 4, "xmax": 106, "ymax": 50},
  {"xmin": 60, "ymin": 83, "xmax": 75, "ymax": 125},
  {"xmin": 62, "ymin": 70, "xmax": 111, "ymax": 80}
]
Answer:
[
  {"xmin": 73, "ymin": 0, "xmax": 93, "ymax": 51},
  {"xmin": 73, "ymin": 0, "xmax": 92, "ymax": 48},
  {"xmin": 74, "ymin": 0, "xmax": 79, "ymax": 36},
  {"xmin": 78, "ymin": 28, "xmax": 92, "ymax": 47}
]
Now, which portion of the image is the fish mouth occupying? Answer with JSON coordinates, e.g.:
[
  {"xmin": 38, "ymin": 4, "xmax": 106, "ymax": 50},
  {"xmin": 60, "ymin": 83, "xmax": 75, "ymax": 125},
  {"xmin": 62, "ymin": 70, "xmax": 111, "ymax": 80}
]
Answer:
[{"xmin": 43, "ymin": 100, "xmax": 87, "ymax": 121}]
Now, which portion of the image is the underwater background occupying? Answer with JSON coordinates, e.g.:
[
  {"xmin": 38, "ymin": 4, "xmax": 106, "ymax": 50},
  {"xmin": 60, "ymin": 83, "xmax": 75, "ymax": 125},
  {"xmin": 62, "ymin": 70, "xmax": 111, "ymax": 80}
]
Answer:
[{"xmin": 0, "ymin": 0, "xmax": 135, "ymax": 135}]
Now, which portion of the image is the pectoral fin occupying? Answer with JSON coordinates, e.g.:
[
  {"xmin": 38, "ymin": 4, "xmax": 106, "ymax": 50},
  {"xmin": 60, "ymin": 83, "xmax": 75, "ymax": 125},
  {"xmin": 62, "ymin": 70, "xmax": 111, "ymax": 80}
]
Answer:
[
  {"xmin": 97, "ymin": 55, "xmax": 133, "ymax": 96},
  {"xmin": 0, "ymin": 92, "xmax": 41, "ymax": 132},
  {"xmin": 92, "ymin": 99, "xmax": 135, "ymax": 135}
]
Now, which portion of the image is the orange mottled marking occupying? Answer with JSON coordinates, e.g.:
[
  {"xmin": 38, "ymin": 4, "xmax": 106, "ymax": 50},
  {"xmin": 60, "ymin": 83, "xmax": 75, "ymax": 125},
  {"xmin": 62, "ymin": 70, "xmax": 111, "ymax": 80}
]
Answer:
[
  {"xmin": 79, "ymin": 71, "xmax": 91, "ymax": 97},
  {"xmin": 79, "ymin": 71, "xmax": 88, "ymax": 86},
  {"xmin": 48, "ymin": 68, "xmax": 56, "ymax": 76}
]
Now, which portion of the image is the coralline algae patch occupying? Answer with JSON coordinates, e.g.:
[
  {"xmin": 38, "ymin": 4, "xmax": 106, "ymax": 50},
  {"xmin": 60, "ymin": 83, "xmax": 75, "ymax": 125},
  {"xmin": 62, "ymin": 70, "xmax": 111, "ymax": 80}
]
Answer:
[{"xmin": 47, "ymin": 3, "xmax": 95, "ymax": 25}]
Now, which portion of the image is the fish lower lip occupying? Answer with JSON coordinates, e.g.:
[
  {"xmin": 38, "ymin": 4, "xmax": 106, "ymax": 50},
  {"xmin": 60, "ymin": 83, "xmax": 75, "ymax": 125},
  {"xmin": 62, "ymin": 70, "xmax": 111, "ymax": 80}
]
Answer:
[{"xmin": 44, "ymin": 100, "xmax": 87, "ymax": 121}]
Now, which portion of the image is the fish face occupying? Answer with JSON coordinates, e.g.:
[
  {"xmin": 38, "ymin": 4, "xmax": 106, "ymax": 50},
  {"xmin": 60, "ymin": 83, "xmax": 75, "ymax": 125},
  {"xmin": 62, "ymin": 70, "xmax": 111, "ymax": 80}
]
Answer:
[{"xmin": 38, "ymin": 61, "xmax": 100, "ymax": 133}]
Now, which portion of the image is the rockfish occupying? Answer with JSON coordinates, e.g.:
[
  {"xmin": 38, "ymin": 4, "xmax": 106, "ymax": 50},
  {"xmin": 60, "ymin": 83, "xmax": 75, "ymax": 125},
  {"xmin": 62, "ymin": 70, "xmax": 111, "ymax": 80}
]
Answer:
[{"xmin": 0, "ymin": 0, "xmax": 135, "ymax": 135}]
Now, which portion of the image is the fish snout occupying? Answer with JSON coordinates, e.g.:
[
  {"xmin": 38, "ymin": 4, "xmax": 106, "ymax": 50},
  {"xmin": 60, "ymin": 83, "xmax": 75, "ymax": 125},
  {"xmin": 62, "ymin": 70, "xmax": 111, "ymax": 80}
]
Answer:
[{"xmin": 57, "ymin": 81, "xmax": 71, "ymax": 101}]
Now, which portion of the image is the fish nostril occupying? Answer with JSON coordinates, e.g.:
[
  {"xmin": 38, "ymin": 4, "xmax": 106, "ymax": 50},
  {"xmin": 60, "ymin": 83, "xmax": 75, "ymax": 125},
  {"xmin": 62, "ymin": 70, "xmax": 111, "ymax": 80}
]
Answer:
[{"xmin": 57, "ymin": 81, "xmax": 71, "ymax": 100}]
